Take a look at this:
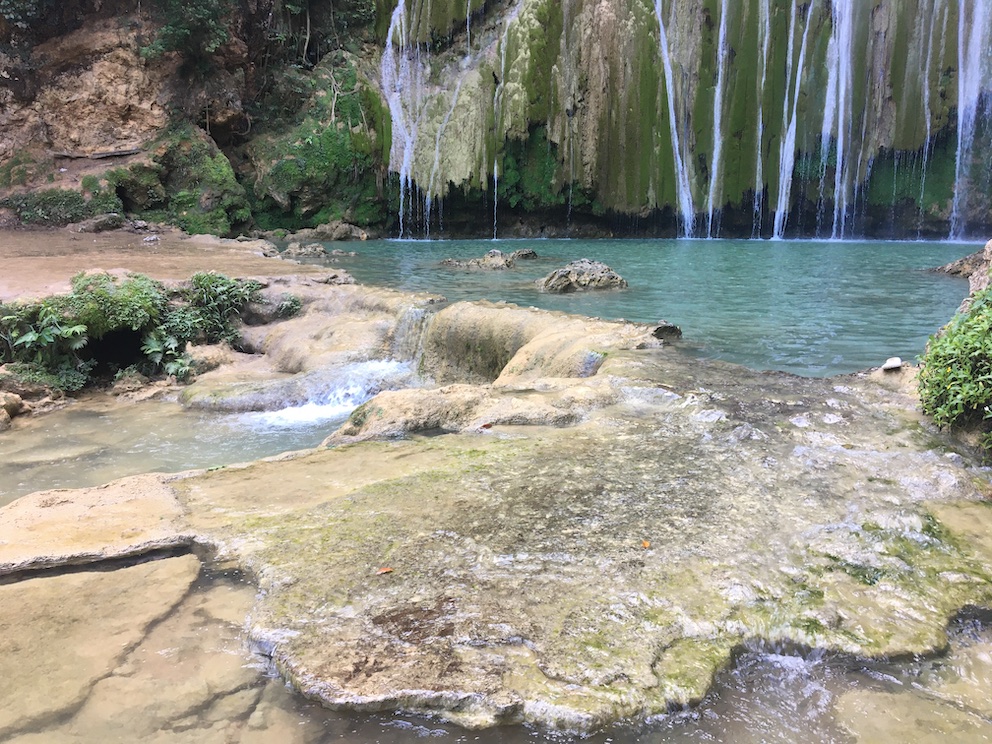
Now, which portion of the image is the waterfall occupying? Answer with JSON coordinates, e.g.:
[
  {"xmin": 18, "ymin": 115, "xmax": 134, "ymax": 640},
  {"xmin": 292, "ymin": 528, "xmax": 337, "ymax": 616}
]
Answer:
[
  {"xmin": 491, "ymin": 2, "xmax": 524, "ymax": 242},
  {"xmin": 493, "ymin": 160, "xmax": 499, "ymax": 239},
  {"xmin": 817, "ymin": 0, "xmax": 856, "ymax": 239},
  {"xmin": 425, "ymin": 77, "xmax": 467, "ymax": 237},
  {"xmin": 752, "ymin": 0, "xmax": 771, "ymax": 238},
  {"xmin": 772, "ymin": 0, "xmax": 817, "ymax": 239},
  {"xmin": 951, "ymin": 0, "xmax": 992, "ymax": 239},
  {"xmin": 705, "ymin": 0, "xmax": 731, "ymax": 238},
  {"xmin": 654, "ymin": 0, "xmax": 696, "ymax": 237},
  {"xmin": 380, "ymin": 1, "xmax": 425, "ymax": 238},
  {"xmin": 919, "ymin": 0, "xmax": 949, "ymax": 222}
]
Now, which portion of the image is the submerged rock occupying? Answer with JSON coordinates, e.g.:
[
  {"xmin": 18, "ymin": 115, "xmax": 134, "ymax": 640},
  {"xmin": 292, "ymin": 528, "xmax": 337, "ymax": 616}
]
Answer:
[
  {"xmin": 68, "ymin": 213, "xmax": 127, "ymax": 233},
  {"xmin": 441, "ymin": 249, "xmax": 516, "ymax": 270},
  {"xmin": 539, "ymin": 259, "xmax": 628, "ymax": 293},
  {"xmin": 0, "ymin": 555, "xmax": 200, "ymax": 739}
]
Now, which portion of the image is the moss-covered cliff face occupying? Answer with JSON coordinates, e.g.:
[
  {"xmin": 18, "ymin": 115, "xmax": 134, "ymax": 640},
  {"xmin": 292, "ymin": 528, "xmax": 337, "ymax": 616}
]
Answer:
[
  {"xmin": 0, "ymin": 0, "xmax": 989, "ymax": 238},
  {"xmin": 0, "ymin": 0, "xmax": 392, "ymax": 235},
  {"xmin": 382, "ymin": 0, "xmax": 992, "ymax": 239}
]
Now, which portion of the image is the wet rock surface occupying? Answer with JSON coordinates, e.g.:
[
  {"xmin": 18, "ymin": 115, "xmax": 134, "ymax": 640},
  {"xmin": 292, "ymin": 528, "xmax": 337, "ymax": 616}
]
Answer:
[
  {"xmin": 0, "ymin": 555, "xmax": 201, "ymax": 739},
  {"xmin": 5, "ymin": 279, "xmax": 992, "ymax": 734},
  {"xmin": 539, "ymin": 259, "xmax": 628, "ymax": 293}
]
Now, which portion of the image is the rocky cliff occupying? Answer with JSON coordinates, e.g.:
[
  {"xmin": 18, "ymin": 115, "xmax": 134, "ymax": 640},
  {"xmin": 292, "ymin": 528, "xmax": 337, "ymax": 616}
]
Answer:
[{"xmin": 1, "ymin": 0, "xmax": 990, "ymax": 239}]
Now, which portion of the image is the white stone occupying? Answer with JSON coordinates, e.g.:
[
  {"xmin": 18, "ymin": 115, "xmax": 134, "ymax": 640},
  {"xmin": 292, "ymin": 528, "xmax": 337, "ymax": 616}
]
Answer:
[{"xmin": 881, "ymin": 356, "xmax": 903, "ymax": 371}]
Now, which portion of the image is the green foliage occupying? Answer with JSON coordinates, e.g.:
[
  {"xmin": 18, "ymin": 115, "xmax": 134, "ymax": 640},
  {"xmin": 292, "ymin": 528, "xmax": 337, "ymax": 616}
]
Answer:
[
  {"xmin": 0, "ymin": 270, "xmax": 260, "ymax": 393},
  {"xmin": 63, "ymin": 272, "xmax": 167, "ymax": 339},
  {"xmin": 918, "ymin": 288, "xmax": 992, "ymax": 446},
  {"xmin": 143, "ymin": 0, "xmax": 232, "ymax": 73},
  {"xmin": 498, "ymin": 127, "xmax": 566, "ymax": 211},
  {"xmin": 0, "ymin": 189, "xmax": 89, "ymax": 225},
  {"xmin": 0, "ymin": 0, "xmax": 43, "ymax": 28},
  {"xmin": 88, "ymin": 125, "xmax": 250, "ymax": 235},
  {"xmin": 0, "ymin": 151, "xmax": 43, "ymax": 187},
  {"xmin": 180, "ymin": 271, "xmax": 261, "ymax": 343},
  {"xmin": 273, "ymin": 293, "xmax": 302, "ymax": 319},
  {"xmin": 249, "ymin": 56, "xmax": 387, "ymax": 229},
  {"xmin": 0, "ymin": 186, "xmax": 123, "ymax": 226}
]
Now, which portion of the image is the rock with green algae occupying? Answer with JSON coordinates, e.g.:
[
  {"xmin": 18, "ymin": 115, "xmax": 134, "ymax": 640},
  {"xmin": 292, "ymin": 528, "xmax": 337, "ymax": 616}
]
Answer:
[{"xmin": 7, "ymin": 298, "xmax": 992, "ymax": 732}]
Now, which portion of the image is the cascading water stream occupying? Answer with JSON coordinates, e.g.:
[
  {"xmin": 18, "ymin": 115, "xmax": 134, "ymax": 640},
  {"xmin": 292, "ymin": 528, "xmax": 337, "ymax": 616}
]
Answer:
[
  {"xmin": 425, "ymin": 76, "xmax": 467, "ymax": 237},
  {"xmin": 705, "ymin": 0, "xmax": 731, "ymax": 238},
  {"xmin": 654, "ymin": 0, "xmax": 696, "ymax": 237},
  {"xmin": 950, "ymin": 0, "xmax": 992, "ymax": 239},
  {"xmin": 381, "ymin": 1, "xmax": 425, "ymax": 239},
  {"xmin": 919, "ymin": 0, "xmax": 950, "ymax": 223},
  {"xmin": 490, "ymin": 1, "xmax": 524, "ymax": 241},
  {"xmin": 752, "ymin": 0, "xmax": 771, "ymax": 238},
  {"xmin": 818, "ymin": 0, "xmax": 856, "ymax": 239},
  {"xmin": 772, "ymin": 0, "xmax": 817, "ymax": 239}
]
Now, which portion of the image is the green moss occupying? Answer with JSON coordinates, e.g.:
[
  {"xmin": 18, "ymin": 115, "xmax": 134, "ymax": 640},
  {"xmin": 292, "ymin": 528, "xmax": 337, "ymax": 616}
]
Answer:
[
  {"xmin": 248, "ymin": 55, "xmax": 390, "ymax": 231},
  {"xmin": 1, "ymin": 189, "xmax": 95, "ymax": 226},
  {"xmin": 0, "ymin": 151, "xmax": 47, "ymax": 188}
]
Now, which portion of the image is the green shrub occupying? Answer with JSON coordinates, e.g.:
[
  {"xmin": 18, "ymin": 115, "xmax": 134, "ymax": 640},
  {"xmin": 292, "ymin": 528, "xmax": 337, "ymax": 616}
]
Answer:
[
  {"xmin": 0, "ymin": 271, "xmax": 264, "ymax": 392},
  {"xmin": 143, "ymin": 0, "xmax": 232, "ymax": 73},
  {"xmin": 918, "ymin": 288, "xmax": 992, "ymax": 445},
  {"xmin": 274, "ymin": 293, "xmax": 302, "ymax": 318},
  {"xmin": 181, "ymin": 271, "xmax": 262, "ymax": 343},
  {"xmin": 1, "ymin": 189, "xmax": 88, "ymax": 225}
]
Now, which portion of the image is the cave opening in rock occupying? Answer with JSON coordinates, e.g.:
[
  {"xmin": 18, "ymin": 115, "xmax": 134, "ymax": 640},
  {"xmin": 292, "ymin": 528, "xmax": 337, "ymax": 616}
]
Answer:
[{"xmin": 81, "ymin": 328, "xmax": 147, "ymax": 378}]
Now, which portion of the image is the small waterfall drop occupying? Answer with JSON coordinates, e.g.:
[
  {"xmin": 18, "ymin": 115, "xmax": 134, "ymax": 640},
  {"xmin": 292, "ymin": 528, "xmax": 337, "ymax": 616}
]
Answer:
[
  {"xmin": 752, "ymin": 0, "xmax": 772, "ymax": 238},
  {"xmin": 919, "ymin": 0, "xmax": 950, "ymax": 222},
  {"xmin": 493, "ymin": 160, "xmax": 499, "ymax": 239},
  {"xmin": 950, "ymin": 0, "xmax": 992, "ymax": 239},
  {"xmin": 772, "ymin": 0, "xmax": 817, "ymax": 239},
  {"xmin": 380, "ymin": 1, "xmax": 424, "ymax": 238},
  {"xmin": 705, "ymin": 0, "xmax": 731, "ymax": 238},
  {"xmin": 818, "ymin": 0, "xmax": 856, "ymax": 239},
  {"xmin": 654, "ymin": 0, "xmax": 696, "ymax": 237}
]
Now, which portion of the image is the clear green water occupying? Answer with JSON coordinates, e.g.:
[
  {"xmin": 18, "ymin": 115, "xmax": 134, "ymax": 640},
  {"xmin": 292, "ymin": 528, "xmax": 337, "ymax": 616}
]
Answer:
[{"xmin": 331, "ymin": 238, "xmax": 977, "ymax": 376}]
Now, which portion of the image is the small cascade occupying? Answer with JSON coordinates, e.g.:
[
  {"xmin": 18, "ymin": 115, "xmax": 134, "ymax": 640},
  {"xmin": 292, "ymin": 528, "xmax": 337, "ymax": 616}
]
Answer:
[
  {"xmin": 817, "ymin": 0, "xmax": 856, "ymax": 238},
  {"xmin": 245, "ymin": 360, "xmax": 416, "ymax": 428},
  {"xmin": 391, "ymin": 305, "xmax": 435, "ymax": 365},
  {"xmin": 705, "ymin": 0, "xmax": 731, "ymax": 238},
  {"xmin": 654, "ymin": 0, "xmax": 696, "ymax": 237},
  {"xmin": 772, "ymin": 0, "xmax": 817, "ymax": 239},
  {"xmin": 493, "ymin": 159, "xmax": 499, "ymax": 239},
  {"xmin": 465, "ymin": 0, "xmax": 472, "ymax": 49},
  {"xmin": 752, "ymin": 0, "xmax": 772, "ymax": 238},
  {"xmin": 380, "ymin": 1, "xmax": 425, "ymax": 238},
  {"xmin": 950, "ymin": 0, "xmax": 992, "ymax": 239},
  {"xmin": 919, "ymin": 0, "xmax": 950, "ymax": 222}
]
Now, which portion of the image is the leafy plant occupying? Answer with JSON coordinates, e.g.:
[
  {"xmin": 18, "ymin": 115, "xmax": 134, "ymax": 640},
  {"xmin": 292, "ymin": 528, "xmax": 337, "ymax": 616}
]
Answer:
[
  {"xmin": 918, "ymin": 288, "xmax": 992, "ymax": 446},
  {"xmin": 274, "ymin": 293, "xmax": 303, "ymax": 318},
  {"xmin": 143, "ymin": 0, "xmax": 232, "ymax": 73},
  {"xmin": 141, "ymin": 331, "xmax": 192, "ymax": 380},
  {"xmin": 183, "ymin": 272, "xmax": 261, "ymax": 343}
]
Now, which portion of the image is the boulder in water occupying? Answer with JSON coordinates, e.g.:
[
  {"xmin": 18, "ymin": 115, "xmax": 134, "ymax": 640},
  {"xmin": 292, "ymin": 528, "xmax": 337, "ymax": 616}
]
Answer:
[
  {"xmin": 539, "ymin": 259, "xmax": 628, "ymax": 293},
  {"xmin": 441, "ymin": 249, "xmax": 515, "ymax": 270}
]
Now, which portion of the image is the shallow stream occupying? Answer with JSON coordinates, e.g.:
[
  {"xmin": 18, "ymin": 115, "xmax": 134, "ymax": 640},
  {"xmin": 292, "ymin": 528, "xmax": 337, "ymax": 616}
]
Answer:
[{"xmin": 3, "ymin": 237, "xmax": 989, "ymax": 742}]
